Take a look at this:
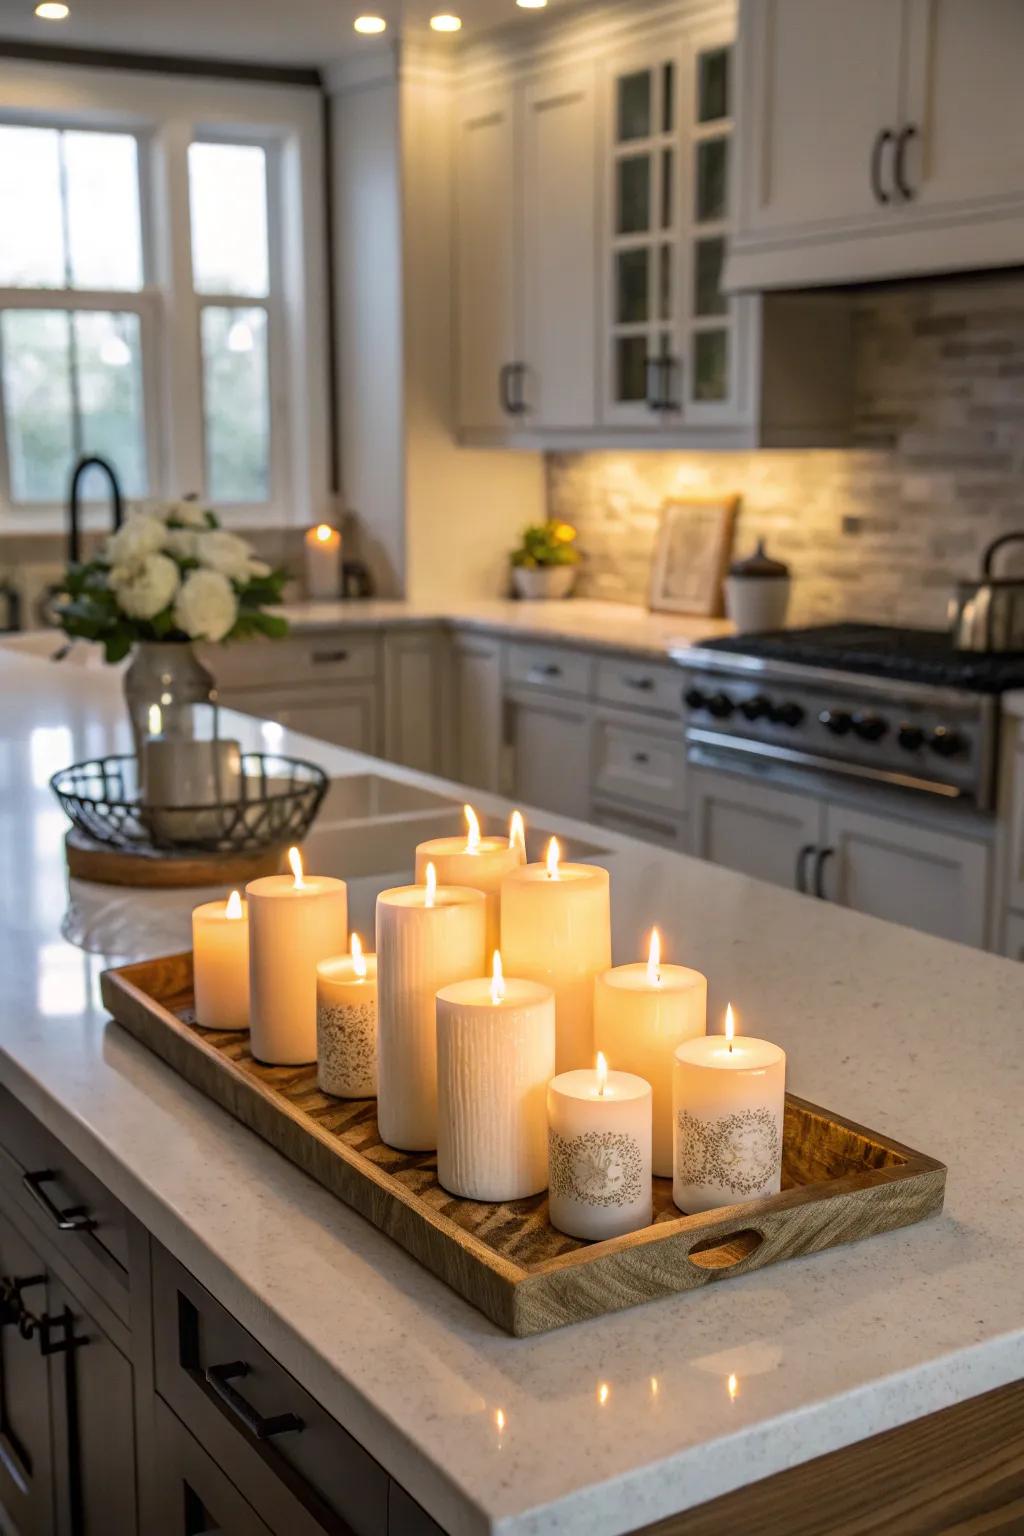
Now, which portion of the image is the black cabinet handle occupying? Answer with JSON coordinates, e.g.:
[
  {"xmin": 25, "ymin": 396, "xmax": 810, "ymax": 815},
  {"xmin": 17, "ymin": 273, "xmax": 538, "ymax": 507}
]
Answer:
[
  {"xmin": 814, "ymin": 847, "xmax": 835, "ymax": 900},
  {"xmin": 870, "ymin": 127, "xmax": 894, "ymax": 204},
  {"xmin": 623, "ymin": 675, "xmax": 655, "ymax": 692},
  {"xmin": 205, "ymin": 1360, "xmax": 304, "ymax": 1442},
  {"xmin": 22, "ymin": 1170, "xmax": 96, "ymax": 1233},
  {"xmin": 527, "ymin": 663, "xmax": 562, "ymax": 681},
  {"xmin": 894, "ymin": 124, "xmax": 918, "ymax": 201},
  {"xmin": 311, "ymin": 648, "xmax": 349, "ymax": 665},
  {"xmin": 499, "ymin": 362, "xmax": 527, "ymax": 417},
  {"xmin": 632, "ymin": 751, "xmax": 650, "ymax": 766},
  {"xmin": 795, "ymin": 843, "xmax": 816, "ymax": 894}
]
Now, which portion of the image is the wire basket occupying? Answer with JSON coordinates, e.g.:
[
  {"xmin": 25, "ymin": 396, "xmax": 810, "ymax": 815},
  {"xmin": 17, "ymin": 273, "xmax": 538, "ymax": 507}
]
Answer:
[{"xmin": 50, "ymin": 753, "xmax": 328, "ymax": 854}]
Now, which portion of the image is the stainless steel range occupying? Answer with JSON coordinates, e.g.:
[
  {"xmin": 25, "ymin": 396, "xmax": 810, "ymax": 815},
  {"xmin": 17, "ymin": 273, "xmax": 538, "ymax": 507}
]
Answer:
[{"xmin": 677, "ymin": 625, "xmax": 1024, "ymax": 811}]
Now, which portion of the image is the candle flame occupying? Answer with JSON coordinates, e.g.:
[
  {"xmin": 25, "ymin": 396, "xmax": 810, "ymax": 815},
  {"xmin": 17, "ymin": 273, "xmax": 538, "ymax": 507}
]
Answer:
[
  {"xmin": 288, "ymin": 846, "xmax": 305, "ymax": 889},
  {"xmin": 646, "ymin": 927, "xmax": 662, "ymax": 986},
  {"xmin": 727, "ymin": 1372, "xmax": 739, "ymax": 1402},
  {"xmin": 546, "ymin": 837, "xmax": 561, "ymax": 878},
  {"xmin": 596, "ymin": 1050, "xmax": 608, "ymax": 1098},
  {"xmin": 597, "ymin": 1382, "xmax": 610, "ymax": 1407},
  {"xmin": 226, "ymin": 889, "xmax": 243, "ymax": 920},
  {"xmin": 147, "ymin": 702, "xmax": 162, "ymax": 737},
  {"xmin": 509, "ymin": 809, "xmax": 526, "ymax": 856},
  {"xmin": 464, "ymin": 804, "xmax": 481, "ymax": 853},
  {"xmin": 351, "ymin": 932, "xmax": 367, "ymax": 979},
  {"xmin": 490, "ymin": 950, "xmax": 506, "ymax": 1006},
  {"xmin": 494, "ymin": 1407, "xmax": 506, "ymax": 1433},
  {"xmin": 725, "ymin": 1003, "xmax": 735, "ymax": 1053},
  {"xmin": 314, "ymin": 522, "xmax": 334, "ymax": 543},
  {"xmin": 424, "ymin": 861, "xmax": 437, "ymax": 909},
  {"xmin": 650, "ymin": 1376, "xmax": 660, "ymax": 1399}
]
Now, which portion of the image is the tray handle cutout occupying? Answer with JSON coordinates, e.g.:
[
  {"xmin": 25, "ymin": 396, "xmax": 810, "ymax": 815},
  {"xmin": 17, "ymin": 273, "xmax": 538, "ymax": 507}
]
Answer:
[{"xmin": 686, "ymin": 1228, "xmax": 764, "ymax": 1270}]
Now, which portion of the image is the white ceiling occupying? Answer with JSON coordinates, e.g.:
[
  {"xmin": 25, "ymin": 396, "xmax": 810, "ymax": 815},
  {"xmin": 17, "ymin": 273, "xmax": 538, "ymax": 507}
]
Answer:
[{"xmin": 0, "ymin": 0, "xmax": 575, "ymax": 68}]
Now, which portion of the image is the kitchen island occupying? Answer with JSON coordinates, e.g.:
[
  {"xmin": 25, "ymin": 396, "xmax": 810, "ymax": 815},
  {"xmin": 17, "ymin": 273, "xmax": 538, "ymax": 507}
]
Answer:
[{"xmin": 0, "ymin": 647, "xmax": 1022, "ymax": 1536}]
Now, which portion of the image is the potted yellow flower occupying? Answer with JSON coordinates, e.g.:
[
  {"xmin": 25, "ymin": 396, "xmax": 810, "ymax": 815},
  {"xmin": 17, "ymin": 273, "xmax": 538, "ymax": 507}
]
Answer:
[{"xmin": 510, "ymin": 520, "xmax": 581, "ymax": 600}]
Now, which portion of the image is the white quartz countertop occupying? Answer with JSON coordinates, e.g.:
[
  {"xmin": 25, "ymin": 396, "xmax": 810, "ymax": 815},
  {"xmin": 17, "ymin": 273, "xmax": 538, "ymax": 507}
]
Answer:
[{"xmin": 1, "ymin": 649, "xmax": 1023, "ymax": 1536}]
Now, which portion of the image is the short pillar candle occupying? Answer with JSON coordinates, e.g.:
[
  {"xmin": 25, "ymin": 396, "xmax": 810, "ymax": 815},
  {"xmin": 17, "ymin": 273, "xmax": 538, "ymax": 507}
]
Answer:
[
  {"xmin": 547, "ymin": 1054, "xmax": 653, "ymax": 1241},
  {"xmin": 375, "ymin": 864, "xmax": 486, "ymax": 1152},
  {"xmin": 436, "ymin": 953, "xmax": 555, "ymax": 1201},
  {"xmin": 501, "ymin": 839, "xmax": 611, "ymax": 1073},
  {"xmin": 673, "ymin": 1005, "xmax": 786, "ymax": 1215},
  {"xmin": 594, "ymin": 929, "xmax": 707, "ymax": 1177},
  {"xmin": 317, "ymin": 934, "xmax": 378, "ymax": 1099},
  {"xmin": 304, "ymin": 523, "xmax": 342, "ymax": 600},
  {"xmin": 247, "ymin": 849, "xmax": 348, "ymax": 1066},
  {"xmin": 191, "ymin": 889, "xmax": 249, "ymax": 1032},
  {"xmin": 415, "ymin": 806, "xmax": 525, "ymax": 957}
]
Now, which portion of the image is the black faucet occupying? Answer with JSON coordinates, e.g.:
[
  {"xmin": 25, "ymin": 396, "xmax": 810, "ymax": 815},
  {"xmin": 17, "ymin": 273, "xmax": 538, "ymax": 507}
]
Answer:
[{"xmin": 68, "ymin": 454, "xmax": 124, "ymax": 565}]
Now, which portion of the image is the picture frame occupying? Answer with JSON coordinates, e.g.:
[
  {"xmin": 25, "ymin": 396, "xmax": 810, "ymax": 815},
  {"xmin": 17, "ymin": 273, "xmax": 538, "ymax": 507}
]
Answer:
[{"xmin": 647, "ymin": 495, "xmax": 740, "ymax": 616}]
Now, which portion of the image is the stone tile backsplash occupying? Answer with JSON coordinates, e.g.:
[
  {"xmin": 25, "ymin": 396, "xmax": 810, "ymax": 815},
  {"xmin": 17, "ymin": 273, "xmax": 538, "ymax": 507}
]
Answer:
[{"xmin": 548, "ymin": 272, "xmax": 1024, "ymax": 628}]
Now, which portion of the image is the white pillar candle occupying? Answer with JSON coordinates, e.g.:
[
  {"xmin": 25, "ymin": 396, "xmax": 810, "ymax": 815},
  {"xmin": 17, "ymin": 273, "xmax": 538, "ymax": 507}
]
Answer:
[
  {"xmin": 415, "ymin": 806, "xmax": 525, "ymax": 957},
  {"xmin": 437, "ymin": 952, "xmax": 555, "ymax": 1201},
  {"xmin": 192, "ymin": 889, "xmax": 249, "ymax": 1032},
  {"xmin": 304, "ymin": 523, "xmax": 342, "ymax": 600},
  {"xmin": 376, "ymin": 863, "xmax": 486, "ymax": 1151},
  {"xmin": 673, "ymin": 1005, "xmax": 787, "ymax": 1215},
  {"xmin": 142, "ymin": 703, "xmax": 243, "ymax": 841},
  {"xmin": 547, "ymin": 1053, "xmax": 652, "ymax": 1240},
  {"xmin": 594, "ymin": 929, "xmax": 707, "ymax": 1178},
  {"xmin": 247, "ymin": 848, "xmax": 348, "ymax": 1066},
  {"xmin": 500, "ymin": 839, "xmax": 611, "ymax": 1073},
  {"xmin": 317, "ymin": 934, "xmax": 378, "ymax": 1099}
]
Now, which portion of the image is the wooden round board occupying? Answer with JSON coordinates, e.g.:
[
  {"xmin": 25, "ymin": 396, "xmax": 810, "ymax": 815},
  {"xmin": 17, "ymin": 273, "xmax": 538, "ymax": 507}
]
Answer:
[{"xmin": 65, "ymin": 830, "xmax": 285, "ymax": 888}]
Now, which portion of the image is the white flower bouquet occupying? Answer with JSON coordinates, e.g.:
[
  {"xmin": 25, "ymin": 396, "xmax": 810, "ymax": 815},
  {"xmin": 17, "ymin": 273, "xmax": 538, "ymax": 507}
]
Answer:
[{"xmin": 58, "ymin": 500, "xmax": 289, "ymax": 662}]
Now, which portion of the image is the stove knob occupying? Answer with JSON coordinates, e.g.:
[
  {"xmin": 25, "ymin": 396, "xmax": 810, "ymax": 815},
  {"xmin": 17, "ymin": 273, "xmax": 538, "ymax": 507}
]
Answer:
[
  {"xmin": 740, "ymin": 693, "xmax": 772, "ymax": 722},
  {"xmin": 684, "ymin": 686, "xmax": 708, "ymax": 711},
  {"xmin": 773, "ymin": 701, "xmax": 805, "ymax": 728},
  {"xmin": 819, "ymin": 709, "xmax": 853, "ymax": 736},
  {"xmin": 852, "ymin": 712, "xmax": 888, "ymax": 743},
  {"xmin": 707, "ymin": 692, "xmax": 735, "ymax": 720},
  {"xmin": 898, "ymin": 724, "xmax": 925, "ymax": 751},
  {"xmin": 930, "ymin": 726, "xmax": 966, "ymax": 759}
]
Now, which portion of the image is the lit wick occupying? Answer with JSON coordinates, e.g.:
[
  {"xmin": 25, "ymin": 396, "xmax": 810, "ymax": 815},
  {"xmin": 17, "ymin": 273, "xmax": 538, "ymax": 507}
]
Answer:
[
  {"xmin": 424, "ymin": 861, "xmax": 437, "ymax": 910},
  {"xmin": 490, "ymin": 949, "xmax": 506, "ymax": 1006},
  {"xmin": 288, "ymin": 846, "xmax": 305, "ymax": 890},
  {"xmin": 464, "ymin": 803, "xmax": 481, "ymax": 854},
  {"xmin": 646, "ymin": 926, "xmax": 662, "ymax": 987},
  {"xmin": 508, "ymin": 809, "xmax": 526, "ymax": 856},
  {"xmin": 226, "ymin": 889, "xmax": 243, "ymax": 919},
  {"xmin": 546, "ymin": 837, "xmax": 561, "ymax": 880},
  {"xmin": 725, "ymin": 1002, "xmax": 735, "ymax": 1055},
  {"xmin": 596, "ymin": 1050, "xmax": 608, "ymax": 1098},
  {"xmin": 351, "ymin": 931, "xmax": 367, "ymax": 980}
]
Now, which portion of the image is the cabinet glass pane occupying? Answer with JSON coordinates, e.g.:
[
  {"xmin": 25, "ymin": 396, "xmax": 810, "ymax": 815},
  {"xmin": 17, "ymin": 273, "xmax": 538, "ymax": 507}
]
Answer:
[
  {"xmin": 695, "ymin": 137, "xmax": 728, "ymax": 223},
  {"xmin": 661, "ymin": 149, "xmax": 674, "ymax": 229},
  {"xmin": 658, "ymin": 245, "xmax": 672, "ymax": 322},
  {"xmin": 617, "ymin": 72, "xmax": 652, "ymax": 142},
  {"xmin": 616, "ymin": 336, "xmax": 649, "ymax": 403},
  {"xmin": 694, "ymin": 237, "xmax": 727, "ymax": 316},
  {"xmin": 616, "ymin": 249, "xmax": 649, "ymax": 324},
  {"xmin": 617, "ymin": 155, "xmax": 651, "ymax": 234},
  {"xmin": 698, "ymin": 48, "xmax": 730, "ymax": 123},
  {"xmin": 694, "ymin": 329, "xmax": 729, "ymax": 401},
  {"xmin": 662, "ymin": 62, "xmax": 676, "ymax": 132}
]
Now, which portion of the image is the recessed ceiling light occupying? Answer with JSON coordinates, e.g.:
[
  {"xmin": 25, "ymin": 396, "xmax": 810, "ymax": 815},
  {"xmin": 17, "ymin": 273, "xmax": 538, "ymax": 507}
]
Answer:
[
  {"xmin": 35, "ymin": 1, "xmax": 70, "ymax": 17},
  {"xmin": 430, "ymin": 13, "xmax": 462, "ymax": 31},
  {"xmin": 516, "ymin": 0, "xmax": 548, "ymax": 8},
  {"xmin": 353, "ymin": 14, "xmax": 386, "ymax": 33}
]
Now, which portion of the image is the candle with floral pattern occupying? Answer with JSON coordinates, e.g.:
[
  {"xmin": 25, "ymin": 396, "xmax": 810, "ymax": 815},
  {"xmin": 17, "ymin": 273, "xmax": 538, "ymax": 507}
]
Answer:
[{"xmin": 547, "ymin": 1054, "xmax": 652, "ymax": 1241}]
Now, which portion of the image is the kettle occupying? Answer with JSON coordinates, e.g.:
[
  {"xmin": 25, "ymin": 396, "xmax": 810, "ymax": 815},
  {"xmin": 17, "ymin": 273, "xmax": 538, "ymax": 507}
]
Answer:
[{"xmin": 950, "ymin": 533, "xmax": 1024, "ymax": 652}]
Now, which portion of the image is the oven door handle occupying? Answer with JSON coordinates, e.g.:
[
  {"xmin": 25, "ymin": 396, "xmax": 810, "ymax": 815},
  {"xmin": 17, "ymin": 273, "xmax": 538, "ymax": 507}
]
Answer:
[{"xmin": 686, "ymin": 729, "xmax": 964, "ymax": 800}]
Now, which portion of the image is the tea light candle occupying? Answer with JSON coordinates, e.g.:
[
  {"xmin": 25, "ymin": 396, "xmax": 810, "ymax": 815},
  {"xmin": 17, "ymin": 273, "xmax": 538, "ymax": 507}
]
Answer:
[
  {"xmin": 436, "ymin": 952, "xmax": 555, "ymax": 1201},
  {"xmin": 142, "ymin": 703, "xmax": 242, "ymax": 842},
  {"xmin": 548, "ymin": 1054, "xmax": 652, "ymax": 1240},
  {"xmin": 192, "ymin": 888, "xmax": 249, "ymax": 1032},
  {"xmin": 501, "ymin": 839, "xmax": 611, "ymax": 1073},
  {"xmin": 304, "ymin": 522, "xmax": 342, "ymax": 599},
  {"xmin": 673, "ymin": 1005, "xmax": 787, "ymax": 1215},
  {"xmin": 317, "ymin": 933, "xmax": 378, "ymax": 1099},
  {"xmin": 415, "ymin": 806, "xmax": 525, "ymax": 956},
  {"xmin": 376, "ymin": 863, "xmax": 486, "ymax": 1151},
  {"xmin": 247, "ymin": 848, "xmax": 348, "ymax": 1066},
  {"xmin": 594, "ymin": 929, "xmax": 707, "ymax": 1177}
]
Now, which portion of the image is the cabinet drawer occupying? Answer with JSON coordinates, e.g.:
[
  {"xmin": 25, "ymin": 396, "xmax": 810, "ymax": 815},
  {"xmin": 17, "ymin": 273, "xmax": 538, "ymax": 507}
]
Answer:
[
  {"xmin": 208, "ymin": 632, "xmax": 380, "ymax": 691},
  {"xmin": 594, "ymin": 657, "xmax": 682, "ymax": 716},
  {"xmin": 0, "ymin": 1086, "xmax": 131, "ymax": 1322},
  {"xmin": 154, "ymin": 1399, "xmax": 273, "ymax": 1536},
  {"xmin": 592, "ymin": 715, "xmax": 685, "ymax": 814},
  {"xmin": 590, "ymin": 799, "xmax": 688, "ymax": 852},
  {"xmin": 506, "ymin": 641, "xmax": 593, "ymax": 697},
  {"xmin": 153, "ymin": 1245, "xmax": 389, "ymax": 1536}
]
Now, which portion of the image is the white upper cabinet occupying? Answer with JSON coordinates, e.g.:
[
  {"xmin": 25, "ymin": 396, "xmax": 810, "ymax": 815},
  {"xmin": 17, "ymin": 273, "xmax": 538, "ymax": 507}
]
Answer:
[{"xmin": 729, "ymin": 0, "xmax": 1024, "ymax": 290}]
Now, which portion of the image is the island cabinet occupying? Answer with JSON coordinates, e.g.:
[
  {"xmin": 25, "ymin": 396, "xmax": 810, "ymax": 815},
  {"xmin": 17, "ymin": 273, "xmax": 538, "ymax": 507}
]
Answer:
[{"xmin": 728, "ymin": 0, "xmax": 1024, "ymax": 290}]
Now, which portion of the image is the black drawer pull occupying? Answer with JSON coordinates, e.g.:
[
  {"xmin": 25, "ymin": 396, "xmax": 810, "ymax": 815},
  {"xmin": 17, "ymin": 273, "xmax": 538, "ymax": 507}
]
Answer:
[
  {"xmin": 311, "ymin": 648, "xmax": 349, "ymax": 665},
  {"xmin": 623, "ymin": 675, "xmax": 655, "ymax": 691},
  {"xmin": 527, "ymin": 663, "xmax": 562, "ymax": 681},
  {"xmin": 22, "ymin": 1170, "xmax": 96, "ymax": 1233},
  {"xmin": 205, "ymin": 1360, "xmax": 305, "ymax": 1441},
  {"xmin": 632, "ymin": 751, "xmax": 651, "ymax": 766}
]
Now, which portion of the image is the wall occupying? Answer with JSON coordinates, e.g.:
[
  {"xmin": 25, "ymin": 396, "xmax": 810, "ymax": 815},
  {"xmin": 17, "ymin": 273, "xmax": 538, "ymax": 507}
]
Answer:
[{"xmin": 548, "ymin": 272, "xmax": 1024, "ymax": 628}]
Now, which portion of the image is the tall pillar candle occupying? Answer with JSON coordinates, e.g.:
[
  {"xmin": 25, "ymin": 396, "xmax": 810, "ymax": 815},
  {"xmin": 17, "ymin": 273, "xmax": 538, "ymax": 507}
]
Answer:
[
  {"xmin": 500, "ymin": 840, "xmax": 611, "ymax": 1073},
  {"xmin": 547, "ymin": 1054, "xmax": 652, "ymax": 1240},
  {"xmin": 317, "ymin": 934, "xmax": 378, "ymax": 1099},
  {"xmin": 191, "ymin": 889, "xmax": 249, "ymax": 1032},
  {"xmin": 436, "ymin": 954, "xmax": 555, "ymax": 1201},
  {"xmin": 594, "ymin": 929, "xmax": 707, "ymax": 1177},
  {"xmin": 673, "ymin": 1005, "xmax": 786, "ymax": 1214},
  {"xmin": 415, "ymin": 806, "xmax": 525, "ymax": 956},
  {"xmin": 304, "ymin": 523, "xmax": 342, "ymax": 599},
  {"xmin": 247, "ymin": 849, "xmax": 348, "ymax": 1066},
  {"xmin": 376, "ymin": 864, "xmax": 486, "ymax": 1151}
]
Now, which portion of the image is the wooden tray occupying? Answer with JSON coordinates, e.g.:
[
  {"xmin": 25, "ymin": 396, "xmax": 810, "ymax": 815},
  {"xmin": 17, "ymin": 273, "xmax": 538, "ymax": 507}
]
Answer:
[{"xmin": 100, "ymin": 953, "xmax": 947, "ymax": 1337}]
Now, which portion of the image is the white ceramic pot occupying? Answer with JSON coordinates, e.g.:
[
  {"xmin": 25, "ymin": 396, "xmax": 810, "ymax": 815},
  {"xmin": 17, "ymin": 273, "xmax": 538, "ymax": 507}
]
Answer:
[
  {"xmin": 512, "ymin": 566, "xmax": 577, "ymax": 601},
  {"xmin": 724, "ymin": 575, "xmax": 791, "ymax": 634}
]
